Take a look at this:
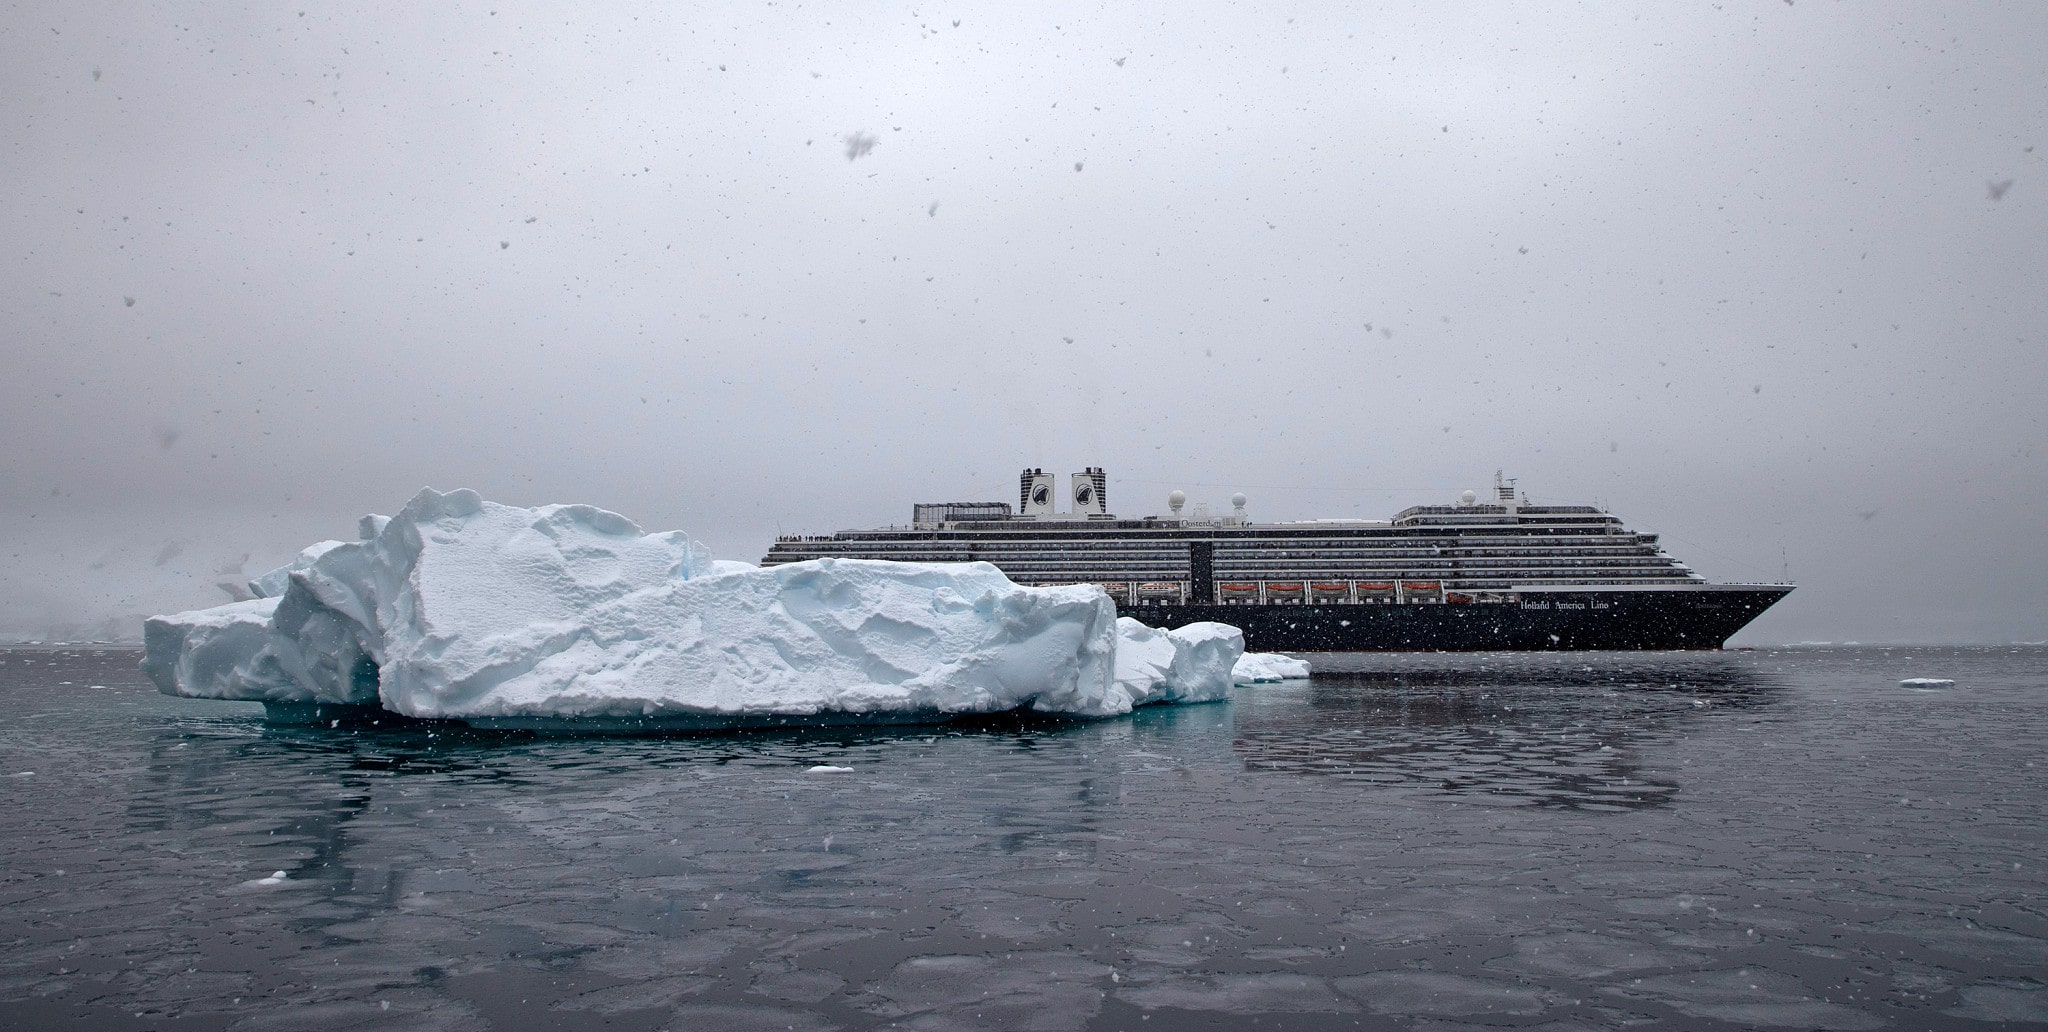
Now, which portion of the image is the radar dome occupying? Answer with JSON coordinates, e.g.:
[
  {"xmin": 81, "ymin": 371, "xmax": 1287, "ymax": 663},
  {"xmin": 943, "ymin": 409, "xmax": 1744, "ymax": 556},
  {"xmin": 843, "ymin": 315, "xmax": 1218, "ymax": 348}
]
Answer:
[
  {"xmin": 1230, "ymin": 492, "xmax": 1248, "ymax": 509},
  {"xmin": 1167, "ymin": 490, "xmax": 1186, "ymax": 513},
  {"xmin": 1460, "ymin": 489, "xmax": 1477, "ymax": 506}
]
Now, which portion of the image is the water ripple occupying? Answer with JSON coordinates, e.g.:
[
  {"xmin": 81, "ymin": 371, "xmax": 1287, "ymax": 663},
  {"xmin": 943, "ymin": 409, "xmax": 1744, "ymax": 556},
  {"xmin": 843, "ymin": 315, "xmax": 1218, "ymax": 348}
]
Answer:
[{"xmin": 1, "ymin": 645, "xmax": 2043, "ymax": 1029}]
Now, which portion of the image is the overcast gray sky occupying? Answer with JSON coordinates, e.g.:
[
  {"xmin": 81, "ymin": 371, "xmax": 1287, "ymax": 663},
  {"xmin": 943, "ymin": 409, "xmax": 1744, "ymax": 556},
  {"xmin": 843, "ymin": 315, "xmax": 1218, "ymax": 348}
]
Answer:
[{"xmin": 4, "ymin": 1, "xmax": 2044, "ymax": 644}]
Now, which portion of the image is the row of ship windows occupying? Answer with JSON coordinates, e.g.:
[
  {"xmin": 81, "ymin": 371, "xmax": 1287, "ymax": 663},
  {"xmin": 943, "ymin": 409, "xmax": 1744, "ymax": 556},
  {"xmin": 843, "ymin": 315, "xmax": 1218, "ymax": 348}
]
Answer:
[
  {"xmin": 1214, "ymin": 552, "xmax": 1669, "ymax": 563},
  {"xmin": 914, "ymin": 559, "xmax": 1690, "ymax": 572},
  {"xmin": 772, "ymin": 566, "xmax": 1689, "ymax": 581},
  {"xmin": 1204, "ymin": 574, "xmax": 1688, "ymax": 582},
  {"xmin": 765, "ymin": 557, "xmax": 1690, "ymax": 576},
  {"xmin": 998, "ymin": 562, "xmax": 1689, "ymax": 569},
  {"xmin": 1214, "ymin": 559, "xmax": 1685, "ymax": 570},
  {"xmin": 805, "ymin": 531, "xmax": 1654, "ymax": 548},
  {"xmin": 1024, "ymin": 580, "xmax": 1700, "ymax": 591},
  {"xmin": 1034, "ymin": 578, "xmax": 1694, "ymax": 602},
  {"xmin": 811, "ymin": 533, "xmax": 1653, "ymax": 545},
  {"xmin": 773, "ymin": 545, "xmax": 1666, "ymax": 561},
  {"xmin": 814, "ymin": 531, "xmax": 1651, "ymax": 545}
]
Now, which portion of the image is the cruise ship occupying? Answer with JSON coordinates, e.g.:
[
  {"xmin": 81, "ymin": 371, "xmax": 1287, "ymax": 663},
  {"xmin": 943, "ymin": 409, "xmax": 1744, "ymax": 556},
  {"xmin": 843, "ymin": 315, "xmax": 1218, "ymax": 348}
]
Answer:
[{"xmin": 760, "ymin": 468, "xmax": 1793, "ymax": 651}]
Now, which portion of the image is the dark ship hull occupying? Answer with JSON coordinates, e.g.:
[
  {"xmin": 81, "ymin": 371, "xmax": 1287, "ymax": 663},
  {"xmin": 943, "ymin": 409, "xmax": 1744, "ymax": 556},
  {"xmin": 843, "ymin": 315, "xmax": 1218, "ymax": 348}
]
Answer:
[{"xmin": 1124, "ymin": 586, "xmax": 1792, "ymax": 652}]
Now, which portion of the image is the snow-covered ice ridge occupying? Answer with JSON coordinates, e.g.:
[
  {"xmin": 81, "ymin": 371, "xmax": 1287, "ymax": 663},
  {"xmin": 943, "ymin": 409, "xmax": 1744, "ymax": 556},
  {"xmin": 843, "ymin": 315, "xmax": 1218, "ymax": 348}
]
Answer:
[{"xmin": 143, "ymin": 489, "xmax": 1306, "ymax": 730}]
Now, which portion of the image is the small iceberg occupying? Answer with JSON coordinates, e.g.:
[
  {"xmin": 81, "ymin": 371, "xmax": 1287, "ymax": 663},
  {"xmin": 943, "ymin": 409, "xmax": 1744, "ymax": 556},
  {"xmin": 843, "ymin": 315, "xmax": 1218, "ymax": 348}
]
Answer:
[
  {"xmin": 234, "ymin": 870, "xmax": 290, "ymax": 890},
  {"xmin": 1233, "ymin": 652, "xmax": 1312, "ymax": 683},
  {"xmin": 1900, "ymin": 678, "xmax": 1956, "ymax": 688},
  {"xmin": 144, "ymin": 489, "xmax": 1253, "ymax": 729},
  {"xmin": 1114, "ymin": 617, "xmax": 1244, "ymax": 704}
]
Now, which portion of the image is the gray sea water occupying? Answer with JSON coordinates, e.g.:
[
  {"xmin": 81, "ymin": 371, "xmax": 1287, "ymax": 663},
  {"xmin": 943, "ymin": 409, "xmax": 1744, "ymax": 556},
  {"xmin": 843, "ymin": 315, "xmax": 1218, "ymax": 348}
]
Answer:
[{"xmin": 2, "ymin": 645, "xmax": 2044, "ymax": 1031}]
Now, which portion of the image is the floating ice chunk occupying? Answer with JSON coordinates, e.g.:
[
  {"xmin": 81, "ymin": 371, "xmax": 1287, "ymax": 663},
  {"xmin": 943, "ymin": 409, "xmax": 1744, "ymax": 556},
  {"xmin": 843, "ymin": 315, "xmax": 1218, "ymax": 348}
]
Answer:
[
  {"xmin": 1161, "ymin": 621, "xmax": 1244, "ymax": 702},
  {"xmin": 1233, "ymin": 652, "xmax": 1312, "ymax": 683},
  {"xmin": 1900, "ymin": 678, "xmax": 1955, "ymax": 688},
  {"xmin": 807, "ymin": 765, "xmax": 853, "ymax": 773},
  {"xmin": 1113, "ymin": 618, "xmax": 1243, "ymax": 705}
]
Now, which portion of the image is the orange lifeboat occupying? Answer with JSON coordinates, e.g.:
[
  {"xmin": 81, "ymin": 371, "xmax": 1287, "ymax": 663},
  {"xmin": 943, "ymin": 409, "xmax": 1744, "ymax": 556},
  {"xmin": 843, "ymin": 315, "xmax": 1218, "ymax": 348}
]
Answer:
[
  {"xmin": 1356, "ymin": 582, "xmax": 1395, "ymax": 592},
  {"xmin": 1218, "ymin": 583, "xmax": 1259, "ymax": 593},
  {"xmin": 1266, "ymin": 582, "xmax": 1305, "ymax": 592},
  {"xmin": 1402, "ymin": 582, "xmax": 1440, "ymax": 591},
  {"xmin": 1311, "ymin": 583, "xmax": 1349, "ymax": 593}
]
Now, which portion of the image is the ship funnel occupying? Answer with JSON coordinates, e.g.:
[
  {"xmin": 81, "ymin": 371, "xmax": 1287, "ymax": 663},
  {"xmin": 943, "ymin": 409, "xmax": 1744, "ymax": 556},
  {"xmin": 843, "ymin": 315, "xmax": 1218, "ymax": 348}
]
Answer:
[
  {"xmin": 1019, "ymin": 468, "xmax": 1056, "ymax": 517},
  {"xmin": 1071, "ymin": 467, "xmax": 1107, "ymax": 516}
]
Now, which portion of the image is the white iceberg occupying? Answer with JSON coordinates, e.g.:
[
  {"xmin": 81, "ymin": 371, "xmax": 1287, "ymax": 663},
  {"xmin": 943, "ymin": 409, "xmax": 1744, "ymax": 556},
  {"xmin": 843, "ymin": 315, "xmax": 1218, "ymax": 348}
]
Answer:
[
  {"xmin": 1233, "ymin": 652, "xmax": 1312, "ymax": 683},
  {"xmin": 148, "ymin": 488, "xmax": 1249, "ymax": 728},
  {"xmin": 1899, "ymin": 677, "xmax": 1955, "ymax": 688},
  {"xmin": 1114, "ymin": 617, "xmax": 1244, "ymax": 706}
]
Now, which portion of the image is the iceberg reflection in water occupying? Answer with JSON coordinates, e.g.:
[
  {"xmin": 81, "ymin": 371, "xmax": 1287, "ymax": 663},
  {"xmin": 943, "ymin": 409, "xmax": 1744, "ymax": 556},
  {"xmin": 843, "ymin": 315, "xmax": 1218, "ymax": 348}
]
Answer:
[{"xmin": 2, "ymin": 645, "xmax": 2046, "ymax": 1030}]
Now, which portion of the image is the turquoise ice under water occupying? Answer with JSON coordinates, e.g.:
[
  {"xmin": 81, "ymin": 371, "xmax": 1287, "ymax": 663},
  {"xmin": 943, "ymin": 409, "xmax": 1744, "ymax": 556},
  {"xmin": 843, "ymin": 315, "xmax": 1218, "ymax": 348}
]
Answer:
[{"xmin": 1, "ymin": 645, "xmax": 2044, "ymax": 1030}]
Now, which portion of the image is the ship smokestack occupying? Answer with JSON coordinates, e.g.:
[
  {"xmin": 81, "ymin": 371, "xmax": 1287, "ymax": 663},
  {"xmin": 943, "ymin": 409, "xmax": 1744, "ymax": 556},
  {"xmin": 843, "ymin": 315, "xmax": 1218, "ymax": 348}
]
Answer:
[
  {"xmin": 1019, "ymin": 468, "xmax": 1056, "ymax": 518},
  {"xmin": 1071, "ymin": 467, "xmax": 1107, "ymax": 516}
]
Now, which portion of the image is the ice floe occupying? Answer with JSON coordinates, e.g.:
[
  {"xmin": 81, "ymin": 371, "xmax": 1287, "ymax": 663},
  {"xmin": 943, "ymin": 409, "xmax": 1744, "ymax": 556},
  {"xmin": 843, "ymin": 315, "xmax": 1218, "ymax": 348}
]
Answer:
[
  {"xmin": 1232, "ymin": 651, "xmax": 1312, "ymax": 683},
  {"xmin": 1900, "ymin": 678, "xmax": 1956, "ymax": 688},
  {"xmin": 233, "ymin": 870, "xmax": 291, "ymax": 891},
  {"xmin": 144, "ymin": 488, "xmax": 1275, "ymax": 729}
]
